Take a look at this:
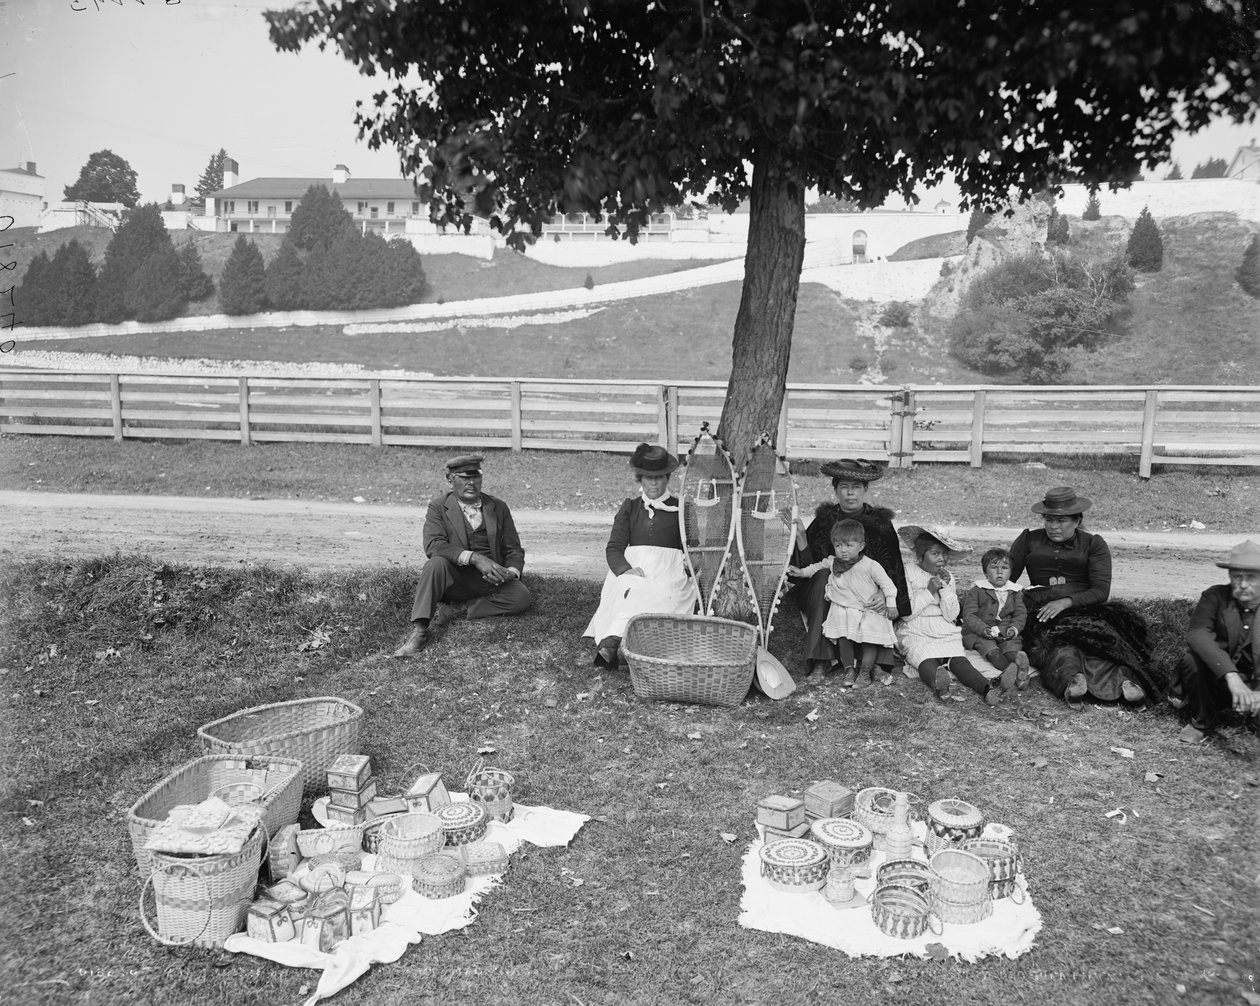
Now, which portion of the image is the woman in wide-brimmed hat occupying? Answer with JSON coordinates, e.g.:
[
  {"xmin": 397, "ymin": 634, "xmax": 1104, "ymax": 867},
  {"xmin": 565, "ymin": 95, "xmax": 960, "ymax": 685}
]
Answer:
[
  {"xmin": 1009, "ymin": 486, "xmax": 1159, "ymax": 707},
  {"xmin": 789, "ymin": 458, "xmax": 910, "ymax": 685},
  {"xmin": 583, "ymin": 443, "xmax": 700, "ymax": 668}
]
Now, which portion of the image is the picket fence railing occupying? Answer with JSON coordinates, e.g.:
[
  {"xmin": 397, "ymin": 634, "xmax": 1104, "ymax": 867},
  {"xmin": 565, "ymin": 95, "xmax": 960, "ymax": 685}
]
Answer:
[{"xmin": 1, "ymin": 370, "xmax": 1257, "ymax": 478}]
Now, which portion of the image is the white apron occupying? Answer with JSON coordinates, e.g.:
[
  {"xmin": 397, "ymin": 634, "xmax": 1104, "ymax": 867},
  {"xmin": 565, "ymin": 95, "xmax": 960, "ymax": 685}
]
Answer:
[{"xmin": 582, "ymin": 545, "xmax": 700, "ymax": 642}]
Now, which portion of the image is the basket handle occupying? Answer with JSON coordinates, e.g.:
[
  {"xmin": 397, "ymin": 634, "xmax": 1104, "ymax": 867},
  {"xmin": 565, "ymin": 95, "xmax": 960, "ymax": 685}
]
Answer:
[
  {"xmin": 1009, "ymin": 880, "xmax": 1026, "ymax": 905},
  {"xmin": 926, "ymin": 910, "xmax": 944, "ymax": 936},
  {"xmin": 398, "ymin": 762, "xmax": 435, "ymax": 792},
  {"xmin": 139, "ymin": 861, "xmax": 211, "ymax": 947}
]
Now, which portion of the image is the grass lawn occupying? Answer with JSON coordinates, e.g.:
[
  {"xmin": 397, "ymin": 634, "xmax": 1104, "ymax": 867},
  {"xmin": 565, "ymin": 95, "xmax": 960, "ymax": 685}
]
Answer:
[
  {"xmin": 3, "ymin": 436, "xmax": 1256, "ymax": 533},
  {"xmin": 1, "ymin": 556, "xmax": 1256, "ymax": 1006}
]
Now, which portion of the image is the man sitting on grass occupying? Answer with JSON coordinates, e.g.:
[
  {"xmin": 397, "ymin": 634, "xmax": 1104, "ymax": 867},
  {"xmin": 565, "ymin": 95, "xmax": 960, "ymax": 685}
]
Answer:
[
  {"xmin": 1174, "ymin": 539, "xmax": 1260, "ymax": 744},
  {"xmin": 392, "ymin": 453, "xmax": 531, "ymax": 657}
]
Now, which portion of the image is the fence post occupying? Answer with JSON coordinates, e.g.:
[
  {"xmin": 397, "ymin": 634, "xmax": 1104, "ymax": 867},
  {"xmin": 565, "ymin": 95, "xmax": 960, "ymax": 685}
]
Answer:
[
  {"xmin": 777, "ymin": 390, "xmax": 790, "ymax": 454},
  {"xmin": 656, "ymin": 385, "xmax": 669, "ymax": 446},
  {"xmin": 886, "ymin": 391, "xmax": 904, "ymax": 466},
  {"xmin": 899, "ymin": 389, "xmax": 917, "ymax": 468},
  {"xmin": 238, "ymin": 377, "xmax": 251, "ymax": 446},
  {"xmin": 666, "ymin": 385, "xmax": 679, "ymax": 455},
  {"xmin": 509, "ymin": 381, "xmax": 522, "ymax": 451},
  {"xmin": 969, "ymin": 390, "xmax": 986, "ymax": 468},
  {"xmin": 1139, "ymin": 388, "xmax": 1159, "ymax": 479},
  {"xmin": 369, "ymin": 379, "xmax": 382, "ymax": 448},
  {"xmin": 110, "ymin": 374, "xmax": 123, "ymax": 442}
]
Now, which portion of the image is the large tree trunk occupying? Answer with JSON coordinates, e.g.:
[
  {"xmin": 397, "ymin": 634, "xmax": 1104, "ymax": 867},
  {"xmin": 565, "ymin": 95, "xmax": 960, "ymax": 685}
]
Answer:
[{"xmin": 716, "ymin": 147, "xmax": 806, "ymax": 466}]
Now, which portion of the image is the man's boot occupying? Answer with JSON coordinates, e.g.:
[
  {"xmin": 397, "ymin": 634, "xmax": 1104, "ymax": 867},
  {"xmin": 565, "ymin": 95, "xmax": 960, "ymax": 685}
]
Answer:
[{"xmin": 392, "ymin": 622, "xmax": 429, "ymax": 658}]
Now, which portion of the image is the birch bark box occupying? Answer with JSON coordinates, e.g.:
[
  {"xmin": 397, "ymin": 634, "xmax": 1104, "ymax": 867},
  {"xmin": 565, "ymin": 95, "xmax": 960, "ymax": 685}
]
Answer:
[
  {"xmin": 803, "ymin": 781, "xmax": 855, "ymax": 819},
  {"xmin": 404, "ymin": 771, "xmax": 451, "ymax": 813},
  {"xmin": 326, "ymin": 755, "xmax": 372, "ymax": 792},
  {"xmin": 756, "ymin": 795, "xmax": 806, "ymax": 831}
]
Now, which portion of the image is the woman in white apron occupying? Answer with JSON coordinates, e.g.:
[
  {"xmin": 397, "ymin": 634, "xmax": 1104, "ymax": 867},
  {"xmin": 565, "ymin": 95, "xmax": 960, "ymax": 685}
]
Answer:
[{"xmin": 584, "ymin": 443, "xmax": 700, "ymax": 667}]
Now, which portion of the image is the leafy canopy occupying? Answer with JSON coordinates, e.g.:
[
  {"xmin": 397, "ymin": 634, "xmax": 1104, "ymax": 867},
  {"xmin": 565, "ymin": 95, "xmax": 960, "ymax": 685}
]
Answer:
[
  {"xmin": 64, "ymin": 149, "xmax": 140, "ymax": 207},
  {"xmin": 268, "ymin": 2, "xmax": 1260, "ymax": 248}
]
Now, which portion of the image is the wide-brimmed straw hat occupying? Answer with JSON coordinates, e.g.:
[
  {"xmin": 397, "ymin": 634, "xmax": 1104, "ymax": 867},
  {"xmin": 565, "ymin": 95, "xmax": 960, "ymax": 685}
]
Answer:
[
  {"xmin": 1215, "ymin": 539, "xmax": 1260, "ymax": 572},
  {"xmin": 629, "ymin": 443, "xmax": 680, "ymax": 476},
  {"xmin": 819, "ymin": 458, "xmax": 886, "ymax": 483},
  {"xmin": 1031, "ymin": 486, "xmax": 1092, "ymax": 516},
  {"xmin": 897, "ymin": 523, "xmax": 972, "ymax": 559}
]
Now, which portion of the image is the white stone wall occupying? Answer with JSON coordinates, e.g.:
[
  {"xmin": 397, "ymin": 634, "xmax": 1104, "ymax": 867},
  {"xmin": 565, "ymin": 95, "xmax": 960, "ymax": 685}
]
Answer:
[
  {"xmin": 1057, "ymin": 179, "xmax": 1260, "ymax": 222},
  {"xmin": 0, "ymin": 190, "xmax": 42, "ymax": 228},
  {"xmin": 803, "ymin": 257, "xmax": 956, "ymax": 302}
]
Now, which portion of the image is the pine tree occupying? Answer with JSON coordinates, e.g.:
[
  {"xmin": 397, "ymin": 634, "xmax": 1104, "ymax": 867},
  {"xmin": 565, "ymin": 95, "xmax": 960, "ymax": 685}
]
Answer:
[
  {"xmin": 95, "ymin": 204, "xmax": 176, "ymax": 322},
  {"xmin": 18, "ymin": 251, "xmax": 56, "ymax": 326},
  {"xmin": 381, "ymin": 237, "xmax": 428, "ymax": 306},
  {"xmin": 1166, "ymin": 162, "xmax": 1183, "ymax": 180},
  {"xmin": 195, "ymin": 148, "xmax": 230, "ymax": 203},
  {"xmin": 51, "ymin": 240, "xmax": 98, "ymax": 326},
  {"xmin": 1126, "ymin": 205, "xmax": 1164, "ymax": 272},
  {"xmin": 965, "ymin": 206, "xmax": 992, "ymax": 244},
  {"xmin": 125, "ymin": 247, "xmax": 187, "ymax": 322},
  {"xmin": 1082, "ymin": 191, "xmax": 1101, "ymax": 221},
  {"xmin": 1237, "ymin": 233, "xmax": 1260, "ymax": 299},
  {"xmin": 287, "ymin": 184, "xmax": 355, "ymax": 252},
  {"xmin": 1191, "ymin": 157, "xmax": 1228, "ymax": 179},
  {"xmin": 219, "ymin": 236, "xmax": 268, "ymax": 314},
  {"xmin": 1046, "ymin": 207, "xmax": 1070, "ymax": 245},
  {"xmin": 264, "ymin": 241, "xmax": 306, "ymax": 310},
  {"xmin": 177, "ymin": 242, "xmax": 215, "ymax": 301}
]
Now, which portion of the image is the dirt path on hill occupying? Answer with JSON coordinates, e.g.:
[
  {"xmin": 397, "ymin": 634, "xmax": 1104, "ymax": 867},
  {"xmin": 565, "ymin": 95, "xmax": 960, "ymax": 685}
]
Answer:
[{"xmin": 0, "ymin": 491, "xmax": 1244, "ymax": 599}]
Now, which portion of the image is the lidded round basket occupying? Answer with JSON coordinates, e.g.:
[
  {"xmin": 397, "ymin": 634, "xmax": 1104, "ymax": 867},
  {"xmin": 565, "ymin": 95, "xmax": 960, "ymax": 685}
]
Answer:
[
  {"xmin": 961, "ymin": 837, "xmax": 1026, "ymax": 903},
  {"xmin": 926, "ymin": 798, "xmax": 985, "ymax": 854},
  {"xmin": 378, "ymin": 812, "xmax": 444, "ymax": 860},
  {"xmin": 364, "ymin": 872, "xmax": 405, "ymax": 905},
  {"xmin": 809, "ymin": 817, "xmax": 873, "ymax": 868},
  {"xmin": 870, "ymin": 884, "xmax": 941, "ymax": 940},
  {"xmin": 929, "ymin": 848, "xmax": 991, "ymax": 903},
  {"xmin": 758, "ymin": 838, "xmax": 829, "ymax": 893},
  {"xmin": 411, "ymin": 853, "xmax": 465, "ymax": 900},
  {"xmin": 437, "ymin": 802, "xmax": 488, "ymax": 847}
]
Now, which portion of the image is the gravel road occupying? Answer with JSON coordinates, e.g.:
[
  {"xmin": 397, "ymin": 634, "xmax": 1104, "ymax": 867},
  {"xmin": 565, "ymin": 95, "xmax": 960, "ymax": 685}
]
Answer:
[{"xmin": 0, "ymin": 491, "xmax": 1243, "ymax": 598}]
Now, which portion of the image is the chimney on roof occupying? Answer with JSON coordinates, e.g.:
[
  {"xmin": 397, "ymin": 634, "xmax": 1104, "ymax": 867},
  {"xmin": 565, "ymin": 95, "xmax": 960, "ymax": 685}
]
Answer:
[
  {"xmin": 170, "ymin": 183, "xmax": 185, "ymax": 206},
  {"xmin": 222, "ymin": 158, "xmax": 239, "ymax": 190},
  {"xmin": 25, "ymin": 161, "xmax": 36, "ymax": 175},
  {"xmin": 333, "ymin": 164, "xmax": 350, "ymax": 185}
]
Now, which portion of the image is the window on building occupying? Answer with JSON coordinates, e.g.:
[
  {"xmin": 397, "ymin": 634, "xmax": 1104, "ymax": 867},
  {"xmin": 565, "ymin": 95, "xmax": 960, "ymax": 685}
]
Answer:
[
  {"xmin": 370, "ymin": 206, "xmax": 379, "ymax": 219},
  {"xmin": 387, "ymin": 201, "xmax": 395, "ymax": 215},
  {"xmin": 247, "ymin": 200, "xmax": 259, "ymax": 214},
  {"xmin": 357, "ymin": 201, "xmax": 368, "ymax": 215},
  {"xmin": 284, "ymin": 201, "xmax": 293, "ymax": 213},
  {"xmin": 267, "ymin": 205, "xmax": 276, "ymax": 218},
  {"xmin": 411, "ymin": 201, "xmax": 420, "ymax": 215},
  {"xmin": 225, "ymin": 200, "xmax": 235, "ymax": 214}
]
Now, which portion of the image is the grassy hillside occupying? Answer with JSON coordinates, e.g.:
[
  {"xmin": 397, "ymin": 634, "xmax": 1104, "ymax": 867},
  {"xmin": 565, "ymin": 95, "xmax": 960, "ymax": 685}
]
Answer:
[
  {"xmin": 11, "ymin": 215, "xmax": 1259, "ymax": 385},
  {"xmin": 9, "ymin": 226, "xmax": 723, "ymax": 316}
]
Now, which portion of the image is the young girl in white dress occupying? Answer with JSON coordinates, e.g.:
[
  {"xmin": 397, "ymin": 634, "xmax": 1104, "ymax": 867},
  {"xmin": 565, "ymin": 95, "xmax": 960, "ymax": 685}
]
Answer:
[{"xmin": 790, "ymin": 519, "xmax": 898, "ymax": 687}]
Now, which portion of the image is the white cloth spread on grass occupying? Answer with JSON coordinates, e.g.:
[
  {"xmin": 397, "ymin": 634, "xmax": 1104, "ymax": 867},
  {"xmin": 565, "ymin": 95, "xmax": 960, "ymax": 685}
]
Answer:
[
  {"xmin": 224, "ymin": 795, "xmax": 588, "ymax": 1004},
  {"xmin": 738, "ymin": 825, "xmax": 1042, "ymax": 961}
]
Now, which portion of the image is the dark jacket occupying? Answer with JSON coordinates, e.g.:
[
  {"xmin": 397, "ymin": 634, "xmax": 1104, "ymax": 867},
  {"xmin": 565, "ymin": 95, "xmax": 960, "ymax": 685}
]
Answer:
[
  {"xmin": 1186, "ymin": 584, "xmax": 1260, "ymax": 680},
  {"xmin": 423, "ymin": 491, "xmax": 525, "ymax": 573},
  {"xmin": 961, "ymin": 583, "xmax": 1028, "ymax": 643},
  {"xmin": 1009, "ymin": 527, "xmax": 1111, "ymax": 609},
  {"xmin": 797, "ymin": 502, "xmax": 910, "ymax": 619}
]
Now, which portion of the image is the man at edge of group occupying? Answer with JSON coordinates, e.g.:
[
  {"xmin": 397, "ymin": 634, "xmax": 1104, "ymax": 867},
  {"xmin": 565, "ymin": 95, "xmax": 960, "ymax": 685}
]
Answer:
[
  {"xmin": 393, "ymin": 453, "xmax": 531, "ymax": 657},
  {"xmin": 1173, "ymin": 539, "xmax": 1260, "ymax": 744}
]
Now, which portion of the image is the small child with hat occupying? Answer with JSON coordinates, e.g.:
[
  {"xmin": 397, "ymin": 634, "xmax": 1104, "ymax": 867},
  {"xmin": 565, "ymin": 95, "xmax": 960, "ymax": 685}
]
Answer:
[
  {"xmin": 960, "ymin": 547, "xmax": 1031, "ymax": 689},
  {"xmin": 897, "ymin": 525, "xmax": 1017, "ymax": 704}
]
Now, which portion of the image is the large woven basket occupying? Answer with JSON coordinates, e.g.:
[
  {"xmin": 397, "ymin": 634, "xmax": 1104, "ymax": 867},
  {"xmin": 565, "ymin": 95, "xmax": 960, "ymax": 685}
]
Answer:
[
  {"xmin": 127, "ymin": 754, "xmax": 302, "ymax": 880},
  {"xmin": 140, "ymin": 825, "xmax": 265, "ymax": 948},
  {"xmin": 197, "ymin": 696, "xmax": 363, "ymax": 790},
  {"xmin": 623, "ymin": 614, "xmax": 757, "ymax": 707}
]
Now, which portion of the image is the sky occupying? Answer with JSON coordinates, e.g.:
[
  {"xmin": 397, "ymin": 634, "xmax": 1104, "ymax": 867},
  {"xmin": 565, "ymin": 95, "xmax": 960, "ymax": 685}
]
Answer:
[{"xmin": 2, "ymin": 0, "xmax": 1257, "ymax": 208}]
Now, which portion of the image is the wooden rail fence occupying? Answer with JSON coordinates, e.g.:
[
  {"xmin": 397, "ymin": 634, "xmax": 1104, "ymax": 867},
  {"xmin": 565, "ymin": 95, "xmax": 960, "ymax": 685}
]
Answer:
[{"xmin": 1, "ymin": 371, "xmax": 1256, "ymax": 478}]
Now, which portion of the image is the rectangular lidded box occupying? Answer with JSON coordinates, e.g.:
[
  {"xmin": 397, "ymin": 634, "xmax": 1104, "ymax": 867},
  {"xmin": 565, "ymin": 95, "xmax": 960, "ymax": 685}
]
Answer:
[
  {"xmin": 762, "ymin": 820, "xmax": 812, "ymax": 844},
  {"xmin": 463, "ymin": 840, "xmax": 509, "ymax": 876},
  {"xmin": 803, "ymin": 781, "xmax": 855, "ymax": 820},
  {"xmin": 365, "ymin": 796, "xmax": 409, "ymax": 820},
  {"xmin": 329, "ymin": 777, "xmax": 378, "ymax": 811},
  {"xmin": 326, "ymin": 754, "xmax": 372, "ymax": 792},
  {"xmin": 404, "ymin": 771, "xmax": 451, "ymax": 813},
  {"xmin": 756, "ymin": 794, "xmax": 806, "ymax": 831},
  {"xmin": 325, "ymin": 803, "xmax": 367, "ymax": 826}
]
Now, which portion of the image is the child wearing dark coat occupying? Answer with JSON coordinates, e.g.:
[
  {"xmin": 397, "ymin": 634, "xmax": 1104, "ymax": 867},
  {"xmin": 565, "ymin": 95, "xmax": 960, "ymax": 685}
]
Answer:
[{"xmin": 961, "ymin": 548, "xmax": 1031, "ymax": 690}]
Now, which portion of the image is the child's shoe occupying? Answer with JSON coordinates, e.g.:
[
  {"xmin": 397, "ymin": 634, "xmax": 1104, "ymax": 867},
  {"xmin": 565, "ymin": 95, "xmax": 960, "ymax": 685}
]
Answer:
[
  {"xmin": 1013, "ymin": 652, "xmax": 1030, "ymax": 690},
  {"xmin": 1120, "ymin": 679, "xmax": 1146, "ymax": 704},
  {"xmin": 873, "ymin": 667, "xmax": 893, "ymax": 686},
  {"xmin": 840, "ymin": 665, "xmax": 860, "ymax": 688},
  {"xmin": 806, "ymin": 660, "xmax": 829, "ymax": 686},
  {"xmin": 997, "ymin": 663, "xmax": 1017, "ymax": 694},
  {"xmin": 983, "ymin": 682, "xmax": 1003, "ymax": 706},
  {"xmin": 931, "ymin": 666, "xmax": 951, "ymax": 698}
]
